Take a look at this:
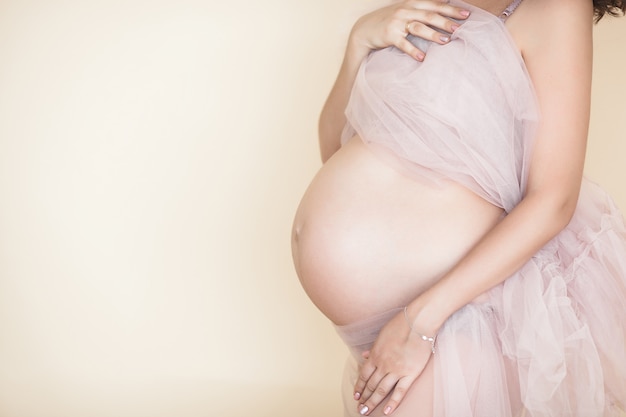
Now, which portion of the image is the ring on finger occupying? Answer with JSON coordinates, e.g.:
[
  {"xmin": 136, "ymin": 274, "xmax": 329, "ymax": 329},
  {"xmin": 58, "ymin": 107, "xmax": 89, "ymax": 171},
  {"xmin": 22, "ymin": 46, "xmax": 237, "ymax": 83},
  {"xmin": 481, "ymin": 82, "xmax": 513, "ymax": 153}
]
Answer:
[{"xmin": 405, "ymin": 21, "xmax": 415, "ymax": 35}]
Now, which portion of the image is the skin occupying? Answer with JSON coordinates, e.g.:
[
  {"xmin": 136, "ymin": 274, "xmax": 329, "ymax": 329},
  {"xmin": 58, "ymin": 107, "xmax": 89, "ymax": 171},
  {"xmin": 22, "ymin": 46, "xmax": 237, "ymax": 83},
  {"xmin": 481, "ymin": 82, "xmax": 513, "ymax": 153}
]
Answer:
[{"xmin": 317, "ymin": 0, "xmax": 594, "ymax": 414}]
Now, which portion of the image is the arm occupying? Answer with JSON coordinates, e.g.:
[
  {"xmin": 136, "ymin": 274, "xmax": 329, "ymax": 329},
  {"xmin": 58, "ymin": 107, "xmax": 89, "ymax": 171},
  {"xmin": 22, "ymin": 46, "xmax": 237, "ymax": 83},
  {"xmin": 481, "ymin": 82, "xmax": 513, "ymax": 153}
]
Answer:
[
  {"xmin": 354, "ymin": 0, "xmax": 594, "ymax": 413},
  {"xmin": 318, "ymin": 0, "xmax": 471, "ymax": 163},
  {"xmin": 410, "ymin": 0, "xmax": 594, "ymax": 332}
]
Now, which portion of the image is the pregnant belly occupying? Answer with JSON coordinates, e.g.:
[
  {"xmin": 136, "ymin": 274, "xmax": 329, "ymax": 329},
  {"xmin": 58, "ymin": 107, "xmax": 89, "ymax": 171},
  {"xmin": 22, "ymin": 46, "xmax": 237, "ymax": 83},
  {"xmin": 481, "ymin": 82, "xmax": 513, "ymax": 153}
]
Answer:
[{"xmin": 291, "ymin": 137, "xmax": 504, "ymax": 326}]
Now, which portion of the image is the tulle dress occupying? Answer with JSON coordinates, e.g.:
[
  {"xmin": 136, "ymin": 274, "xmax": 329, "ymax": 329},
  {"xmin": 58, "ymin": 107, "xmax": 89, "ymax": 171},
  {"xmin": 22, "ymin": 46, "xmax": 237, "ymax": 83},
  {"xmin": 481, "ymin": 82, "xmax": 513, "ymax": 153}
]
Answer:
[{"xmin": 335, "ymin": 0, "xmax": 626, "ymax": 415}]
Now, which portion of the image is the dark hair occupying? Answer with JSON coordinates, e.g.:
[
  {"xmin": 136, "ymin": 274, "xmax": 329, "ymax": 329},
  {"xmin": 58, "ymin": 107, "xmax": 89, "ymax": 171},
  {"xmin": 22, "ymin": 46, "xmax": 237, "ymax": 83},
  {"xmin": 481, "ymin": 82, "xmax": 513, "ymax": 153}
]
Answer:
[{"xmin": 594, "ymin": 0, "xmax": 625, "ymax": 21}]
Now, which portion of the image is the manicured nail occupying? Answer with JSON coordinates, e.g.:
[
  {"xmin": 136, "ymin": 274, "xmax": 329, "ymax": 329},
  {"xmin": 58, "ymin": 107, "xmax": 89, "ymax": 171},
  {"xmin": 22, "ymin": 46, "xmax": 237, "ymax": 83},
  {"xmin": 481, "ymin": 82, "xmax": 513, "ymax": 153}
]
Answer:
[
  {"xmin": 384, "ymin": 406, "xmax": 392, "ymax": 415},
  {"xmin": 360, "ymin": 405, "xmax": 369, "ymax": 415},
  {"xmin": 460, "ymin": 10, "xmax": 471, "ymax": 17},
  {"xmin": 451, "ymin": 24, "xmax": 460, "ymax": 32},
  {"xmin": 440, "ymin": 35, "xmax": 450, "ymax": 43},
  {"xmin": 354, "ymin": 392, "xmax": 361, "ymax": 400},
  {"xmin": 416, "ymin": 52, "xmax": 425, "ymax": 61}
]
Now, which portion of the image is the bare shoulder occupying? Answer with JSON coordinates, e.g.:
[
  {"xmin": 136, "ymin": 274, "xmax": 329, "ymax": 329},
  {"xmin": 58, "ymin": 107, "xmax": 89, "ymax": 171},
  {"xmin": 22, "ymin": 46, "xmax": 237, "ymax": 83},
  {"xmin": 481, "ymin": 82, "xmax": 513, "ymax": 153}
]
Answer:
[
  {"xmin": 506, "ymin": 0, "xmax": 594, "ymax": 58},
  {"xmin": 504, "ymin": 0, "xmax": 594, "ymax": 105}
]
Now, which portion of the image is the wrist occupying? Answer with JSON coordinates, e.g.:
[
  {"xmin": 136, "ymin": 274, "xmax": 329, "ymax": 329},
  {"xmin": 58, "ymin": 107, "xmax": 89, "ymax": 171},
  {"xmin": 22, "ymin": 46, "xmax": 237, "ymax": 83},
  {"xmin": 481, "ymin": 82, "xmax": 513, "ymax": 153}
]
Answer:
[
  {"xmin": 403, "ymin": 306, "xmax": 437, "ymax": 354},
  {"xmin": 345, "ymin": 44, "xmax": 370, "ymax": 67},
  {"xmin": 346, "ymin": 27, "xmax": 372, "ymax": 64},
  {"xmin": 405, "ymin": 288, "xmax": 453, "ymax": 336}
]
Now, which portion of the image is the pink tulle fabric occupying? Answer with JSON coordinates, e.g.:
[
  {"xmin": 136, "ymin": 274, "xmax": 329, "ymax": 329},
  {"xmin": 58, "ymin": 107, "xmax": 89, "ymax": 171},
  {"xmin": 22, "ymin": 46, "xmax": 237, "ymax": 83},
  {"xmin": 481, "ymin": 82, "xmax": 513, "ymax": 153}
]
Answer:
[{"xmin": 336, "ymin": 1, "xmax": 626, "ymax": 416}]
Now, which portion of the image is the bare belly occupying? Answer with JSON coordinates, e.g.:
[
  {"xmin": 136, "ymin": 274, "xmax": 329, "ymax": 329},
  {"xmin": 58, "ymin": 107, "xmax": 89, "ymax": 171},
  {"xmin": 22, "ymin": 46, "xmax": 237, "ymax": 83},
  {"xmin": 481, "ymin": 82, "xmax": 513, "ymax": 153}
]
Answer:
[{"xmin": 291, "ymin": 137, "xmax": 504, "ymax": 326}]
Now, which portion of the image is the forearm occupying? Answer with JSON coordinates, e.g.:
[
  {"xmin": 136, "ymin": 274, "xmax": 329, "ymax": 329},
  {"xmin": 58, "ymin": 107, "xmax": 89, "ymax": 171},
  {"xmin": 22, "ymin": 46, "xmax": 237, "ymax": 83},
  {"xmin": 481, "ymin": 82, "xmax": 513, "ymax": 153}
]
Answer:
[
  {"xmin": 407, "ymin": 190, "xmax": 580, "ymax": 334},
  {"xmin": 318, "ymin": 40, "xmax": 370, "ymax": 163}
]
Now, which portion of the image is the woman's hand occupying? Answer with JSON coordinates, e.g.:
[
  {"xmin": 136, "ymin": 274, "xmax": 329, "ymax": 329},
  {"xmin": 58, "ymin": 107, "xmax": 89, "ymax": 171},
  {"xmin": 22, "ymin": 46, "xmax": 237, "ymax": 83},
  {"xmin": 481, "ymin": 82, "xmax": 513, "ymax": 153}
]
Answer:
[
  {"xmin": 349, "ymin": 0, "xmax": 471, "ymax": 62},
  {"xmin": 318, "ymin": 0, "xmax": 471, "ymax": 161},
  {"xmin": 353, "ymin": 309, "xmax": 437, "ymax": 415}
]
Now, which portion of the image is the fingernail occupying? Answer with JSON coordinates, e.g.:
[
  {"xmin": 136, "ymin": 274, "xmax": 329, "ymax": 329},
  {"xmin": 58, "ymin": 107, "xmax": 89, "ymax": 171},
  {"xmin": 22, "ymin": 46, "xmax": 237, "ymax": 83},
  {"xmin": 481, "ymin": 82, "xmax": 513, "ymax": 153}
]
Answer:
[
  {"xmin": 384, "ymin": 406, "xmax": 392, "ymax": 415},
  {"xmin": 354, "ymin": 392, "xmax": 361, "ymax": 400},
  {"xmin": 359, "ymin": 405, "xmax": 369, "ymax": 415},
  {"xmin": 440, "ymin": 35, "xmax": 450, "ymax": 43},
  {"xmin": 460, "ymin": 10, "xmax": 471, "ymax": 17},
  {"xmin": 451, "ymin": 24, "xmax": 460, "ymax": 32},
  {"xmin": 416, "ymin": 52, "xmax": 425, "ymax": 61}
]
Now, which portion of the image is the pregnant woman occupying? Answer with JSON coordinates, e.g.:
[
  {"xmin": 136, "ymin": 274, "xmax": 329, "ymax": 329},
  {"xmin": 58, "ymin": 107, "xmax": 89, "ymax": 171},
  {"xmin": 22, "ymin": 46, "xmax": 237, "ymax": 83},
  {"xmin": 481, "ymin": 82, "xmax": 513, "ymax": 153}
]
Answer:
[{"xmin": 291, "ymin": 0, "xmax": 626, "ymax": 415}]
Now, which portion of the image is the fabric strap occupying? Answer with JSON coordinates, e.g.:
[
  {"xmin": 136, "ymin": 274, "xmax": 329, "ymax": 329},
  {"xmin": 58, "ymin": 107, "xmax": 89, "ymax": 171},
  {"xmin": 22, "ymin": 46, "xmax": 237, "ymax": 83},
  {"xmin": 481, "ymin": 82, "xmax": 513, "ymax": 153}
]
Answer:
[{"xmin": 499, "ymin": 0, "xmax": 524, "ymax": 21}]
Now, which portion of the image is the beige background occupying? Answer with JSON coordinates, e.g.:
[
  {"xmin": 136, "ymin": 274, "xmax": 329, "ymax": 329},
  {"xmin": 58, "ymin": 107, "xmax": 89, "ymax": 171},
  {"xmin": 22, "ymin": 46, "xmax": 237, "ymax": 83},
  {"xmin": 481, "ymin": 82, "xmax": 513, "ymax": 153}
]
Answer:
[{"xmin": 0, "ymin": 1, "xmax": 623, "ymax": 416}]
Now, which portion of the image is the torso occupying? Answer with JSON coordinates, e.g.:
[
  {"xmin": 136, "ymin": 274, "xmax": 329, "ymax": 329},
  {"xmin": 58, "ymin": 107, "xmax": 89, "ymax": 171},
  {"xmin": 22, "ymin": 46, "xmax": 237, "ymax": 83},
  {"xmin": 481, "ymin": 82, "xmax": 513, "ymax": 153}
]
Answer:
[
  {"xmin": 291, "ymin": 0, "xmax": 529, "ymax": 327},
  {"xmin": 292, "ymin": 137, "xmax": 503, "ymax": 326}
]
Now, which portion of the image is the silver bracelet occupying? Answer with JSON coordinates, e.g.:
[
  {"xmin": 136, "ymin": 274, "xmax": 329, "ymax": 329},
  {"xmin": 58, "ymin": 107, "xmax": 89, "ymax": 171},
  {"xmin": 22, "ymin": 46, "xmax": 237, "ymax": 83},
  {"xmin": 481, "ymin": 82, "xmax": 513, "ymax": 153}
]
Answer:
[{"xmin": 403, "ymin": 306, "xmax": 437, "ymax": 354}]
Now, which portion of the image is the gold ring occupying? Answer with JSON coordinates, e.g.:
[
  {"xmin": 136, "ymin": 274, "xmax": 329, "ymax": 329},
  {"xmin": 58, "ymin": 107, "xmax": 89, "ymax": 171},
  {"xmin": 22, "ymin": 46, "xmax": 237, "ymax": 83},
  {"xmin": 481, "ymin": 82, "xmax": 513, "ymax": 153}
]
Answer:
[{"xmin": 405, "ymin": 21, "xmax": 414, "ymax": 35}]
